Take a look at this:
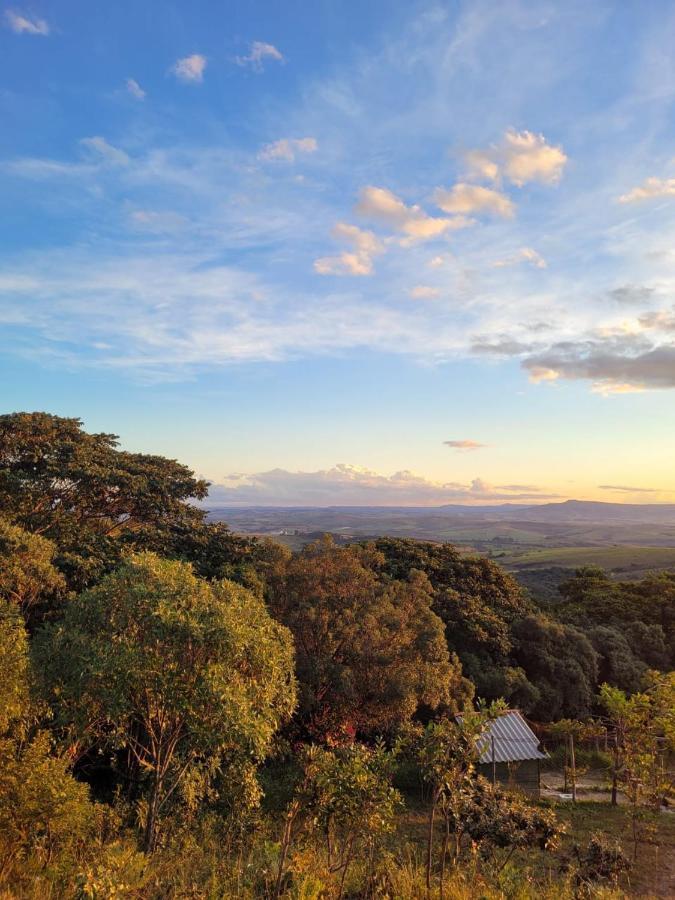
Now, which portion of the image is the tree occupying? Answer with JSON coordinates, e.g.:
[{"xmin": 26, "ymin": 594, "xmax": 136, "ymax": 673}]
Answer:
[
  {"xmin": 0, "ymin": 412, "xmax": 209, "ymax": 591},
  {"xmin": 416, "ymin": 710, "xmax": 489, "ymax": 893},
  {"xmin": 275, "ymin": 742, "xmax": 401, "ymax": 899},
  {"xmin": 0, "ymin": 518, "xmax": 65, "ymax": 626},
  {"xmin": 0, "ymin": 600, "xmax": 97, "ymax": 885},
  {"xmin": 511, "ymin": 615, "xmax": 598, "ymax": 720},
  {"xmin": 369, "ymin": 538, "xmax": 532, "ymax": 704},
  {"xmin": 267, "ymin": 537, "xmax": 463, "ymax": 741},
  {"xmin": 35, "ymin": 553, "xmax": 297, "ymax": 851},
  {"xmin": 600, "ymin": 673, "xmax": 675, "ymax": 858},
  {"xmin": 558, "ymin": 568, "xmax": 675, "ymax": 670}
]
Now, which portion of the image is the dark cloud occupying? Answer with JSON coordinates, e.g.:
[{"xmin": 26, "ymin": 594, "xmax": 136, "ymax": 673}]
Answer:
[{"xmin": 523, "ymin": 337, "xmax": 675, "ymax": 390}]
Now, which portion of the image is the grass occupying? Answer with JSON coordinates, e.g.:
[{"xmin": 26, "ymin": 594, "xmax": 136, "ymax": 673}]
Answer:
[
  {"xmin": 396, "ymin": 782, "xmax": 675, "ymax": 898},
  {"xmin": 501, "ymin": 545, "xmax": 675, "ymax": 572}
]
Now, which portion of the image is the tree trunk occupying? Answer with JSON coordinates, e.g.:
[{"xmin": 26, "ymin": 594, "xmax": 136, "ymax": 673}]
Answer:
[
  {"xmin": 439, "ymin": 813, "xmax": 450, "ymax": 900},
  {"xmin": 426, "ymin": 789, "xmax": 438, "ymax": 893},
  {"xmin": 143, "ymin": 775, "xmax": 161, "ymax": 853}
]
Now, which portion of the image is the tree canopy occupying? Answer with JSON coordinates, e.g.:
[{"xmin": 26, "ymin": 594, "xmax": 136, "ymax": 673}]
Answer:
[{"xmin": 35, "ymin": 552, "xmax": 297, "ymax": 850}]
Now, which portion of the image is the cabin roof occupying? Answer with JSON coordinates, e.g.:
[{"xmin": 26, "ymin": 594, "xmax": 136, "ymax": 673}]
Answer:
[{"xmin": 475, "ymin": 710, "xmax": 547, "ymax": 764}]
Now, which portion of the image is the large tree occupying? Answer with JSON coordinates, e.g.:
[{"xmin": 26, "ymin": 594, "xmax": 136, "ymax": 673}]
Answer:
[
  {"xmin": 35, "ymin": 553, "xmax": 297, "ymax": 851},
  {"xmin": 0, "ymin": 412, "xmax": 209, "ymax": 590},
  {"xmin": 267, "ymin": 537, "xmax": 465, "ymax": 741},
  {"xmin": 367, "ymin": 538, "xmax": 531, "ymax": 703}
]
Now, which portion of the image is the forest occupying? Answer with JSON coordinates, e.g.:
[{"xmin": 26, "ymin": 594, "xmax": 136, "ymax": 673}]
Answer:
[{"xmin": 0, "ymin": 412, "xmax": 673, "ymax": 899}]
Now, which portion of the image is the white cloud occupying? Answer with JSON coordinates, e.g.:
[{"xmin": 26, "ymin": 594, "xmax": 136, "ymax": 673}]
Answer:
[
  {"xmin": 492, "ymin": 247, "xmax": 547, "ymax": 269},
  {"xmin": 434, "ymin": 183, "xmax": 515, "ymax": 218},
  {"xmin": 465, "ymin": 149, "xmax": 500, "ymax": 182},
  {"xmin": 501, "ymin": 129, "xmax": 567, "ymax": 186},
  {"xmin": 428, "ymin": 254, "xmax": 453, "ymax": 268},
  {"xmin": 172, "ymin": 54, "xmax": 207, "ymax": 83},
  {"xmin": 356, "ymin": 185, "xmax": 471, "ymax": 244},
  {"xmin": 207, "ymin": 463, "xmax": 554, "ymax": 506},
  {"xmin": 79, "ymin": 136, "xmax": 129, "ymax": 166},
  {"xmin": 409, "ymin": 285, "xmax": 440, "ymax": 299},
  {"xmin": 464, "ymin": 129, "xmax": 567, "ymax": 187},
  {"xmin": 258, "ymin": 137, "xmax": 318, "ymax": 162},
  {"xmin": 314, "ymin": 222, "xmax": 383, "ymax": 276},
  {"xmin": 126, "ymin": 78, "xmax": 146, "ymax": 100},
  {"xmin": 618, "ymin": 177, "xmax": 675, "ymax": 204},
  {"xmin": 5, "ymin": 9, "xmax": 49, "ymax": 35},
  {"xmin": 235, "ymin": 41, "xmax": 284, "ymax": 71}
]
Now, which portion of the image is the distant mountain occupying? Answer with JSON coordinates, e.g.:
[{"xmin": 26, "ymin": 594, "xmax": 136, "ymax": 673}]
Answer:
[
  {"xmin": 207, "ymin": 499, "xmax": 675, "ymax": 525},
  {"xmin": 502, "ymin": 499, "xmax": 675, "ymax": 524}
]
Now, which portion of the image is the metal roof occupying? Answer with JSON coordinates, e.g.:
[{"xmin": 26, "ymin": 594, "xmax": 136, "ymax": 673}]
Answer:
[{"xmin": 475, "ymin": 710, "xmax": 547, "ymax": 764}]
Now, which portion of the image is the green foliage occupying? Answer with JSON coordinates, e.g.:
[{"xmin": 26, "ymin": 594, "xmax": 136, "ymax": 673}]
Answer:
[
  {"xmin": 0, "ymin": 732, "xmax": 98, "ymax": 884},
  {"xmin": 0, "ymin": 596, "xmax": 101, "ymax": 892},
  {"xmin": 268, "ymin": 537, "xmax": 463, "ymax": 741},
  {"xmin": 572, "ymin": 834, "xmax": 631, "ymax": 892},
  {"xmin": 0, "ymin": 599, "xmax": 30, "ymax": 733},
  {"xmin": 0, "ymin": 412, "xmax": 209, "ymax": 592},
  {"xmin": 558, "ymin": 567, "xmax": 675, "ymax": 669},
  {"xmin": 35, "ymin": 552, "xmax": 297, "ymax": 850},
  {"xmin": 0, "ymin": 518, "xmax": 65, "ymax": 624},
  {"xmin": 511, "ymin": 615, "xmax": 598, "ymax": 720}
]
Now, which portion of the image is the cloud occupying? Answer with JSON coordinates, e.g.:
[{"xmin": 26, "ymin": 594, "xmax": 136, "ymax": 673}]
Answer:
[
  {"xmin": 409, "ymin": 285, "xmax": 440, "ymax": 299},
  {"xmin": 598, "ymin": 484, "xmax": 658, "ymax": 493},
  {"xmin": 443, "ymin": 440, "xmax": 487, "ymax": 451},
  {"xmin": 235, "ymin": 41, "xmax": 284, "ymax": 71},
  {"xmin": 126, "ymin": 78, "xmax": 146, "ymax": 100},
  {"xmin": 523, "ymin": 337, "xmax": 675, "ymax": 391},
  {"xmin": 465, "ymin": 149, "xmax": 500, "ymax": 182},
  {"xmin": 206, "ymin": 463, "xmax": 555, "ymax": 506},
  {"xmin": 172, "ymin": 54, "xmax": 207, "ymax": 83},
  {"xmin": 501, "ymin": 129, "xmax": 568, "ymax": 186},
  {"xmin": 4, "ymin": 10, "xmax": 49, "ymax": 34},
  {"xmin": 356, "ymin": 186, "xmax": 471, "ymax": 244},
  {"xmin": 434, "ymin": 183, "xmax": 515, "ymax": 218},
  {"xmin": 79, "ymin": 136, "xmax": 129, "ymax": 166},
  {"xmin": 618, "ymin": 177, "xmax": 675, "ymax": 204},
  {"xmin": 428, "ymin": 254, "xmax": 453, "ymax": 268},
  {"xmin": 465, "ymin": 129, "xmax": 567, "ymax": 187},
  {"xmin": 492, "ymin": 247, "xmax": 547, "ymax": 269},
  {"xmin": 258, "ymin": 137, "xmax": 318, "ymax": 162},
  {"xmin": 314, "ymin": 222, "xmax": 384, "ymax": 276},
  {"xmin": 608, "ymin": 285, "xmax": 654, "ymax": 305},
  {"xmin": 471, "ymin": 337, "xmax": 533, "ymax": 356},
  {"xmin": 638, "ymin": 309, "xmax": 675, "ymax": 332}
]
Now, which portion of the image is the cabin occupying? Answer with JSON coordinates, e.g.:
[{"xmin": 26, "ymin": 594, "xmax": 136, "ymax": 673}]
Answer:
[{"xmin": 476, "ymin": 709, "xmax": 547, "ymax": 797}]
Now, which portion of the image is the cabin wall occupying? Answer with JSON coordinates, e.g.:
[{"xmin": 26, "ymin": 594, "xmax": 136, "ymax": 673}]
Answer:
[{"xmin": 478, "ymin": 759, "xmax": 541, "ymax": 798}]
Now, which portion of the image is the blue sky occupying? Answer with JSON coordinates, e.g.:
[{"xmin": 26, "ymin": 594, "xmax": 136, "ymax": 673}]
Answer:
[{"xmin": 2, "ymin": 0, "xmax": 675, "ymax": 505}]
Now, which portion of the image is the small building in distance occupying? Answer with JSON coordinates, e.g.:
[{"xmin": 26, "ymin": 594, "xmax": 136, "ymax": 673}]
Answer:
[{"xmin": 476, "ymin": 709, "xmax": 547, "ymax": 797}]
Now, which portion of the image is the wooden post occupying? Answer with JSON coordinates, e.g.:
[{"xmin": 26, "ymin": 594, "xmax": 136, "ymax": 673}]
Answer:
[
  {"xmin": 611, "ymin": 733, "xmax": 619, "ymax": 806},
  {"xmin": 569, "ymin": 732, "xmax": 577, "ymax": 803}
]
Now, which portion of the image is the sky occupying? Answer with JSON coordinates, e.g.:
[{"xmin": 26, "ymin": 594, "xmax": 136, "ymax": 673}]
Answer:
[{"xmin": 2, "ymin": 0, "xmax": 675, "ymax": 506}]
